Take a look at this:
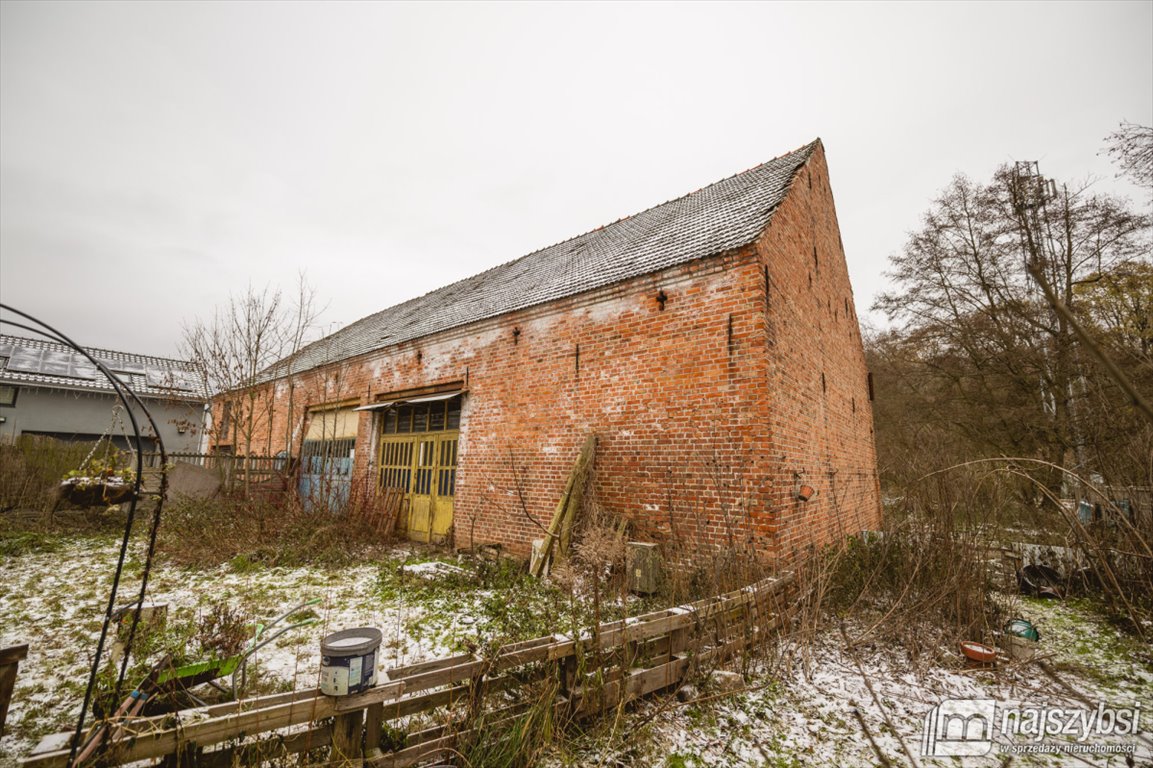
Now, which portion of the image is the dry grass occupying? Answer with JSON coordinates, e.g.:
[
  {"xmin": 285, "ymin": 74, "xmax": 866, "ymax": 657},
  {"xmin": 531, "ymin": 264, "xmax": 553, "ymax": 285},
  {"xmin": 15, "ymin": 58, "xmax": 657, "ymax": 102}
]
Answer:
[
  {"xmin": 783, "ymin": 458, "xmax": 1153, "ymax": 682},
  {"xmin": 156, "ymin": 489, "xmax": 395, "ymax": 569},
  {"xmin": 0, "ymin": 435, "xmax": 105, "ymax": 513}
]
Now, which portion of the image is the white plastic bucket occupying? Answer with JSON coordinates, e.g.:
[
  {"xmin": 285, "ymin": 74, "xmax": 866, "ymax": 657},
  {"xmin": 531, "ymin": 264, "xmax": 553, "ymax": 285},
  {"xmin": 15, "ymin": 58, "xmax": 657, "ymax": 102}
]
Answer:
[{"xmin": 320, "ymin": 627, "xmax": 383, "ymax": 696}]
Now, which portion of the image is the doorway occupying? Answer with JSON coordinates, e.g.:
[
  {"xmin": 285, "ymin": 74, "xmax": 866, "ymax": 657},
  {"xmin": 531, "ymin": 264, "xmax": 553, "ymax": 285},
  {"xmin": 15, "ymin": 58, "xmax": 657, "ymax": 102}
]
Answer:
[{"xmin": 376, "ymin": 394, "xmax": 461, "ymax": 543}]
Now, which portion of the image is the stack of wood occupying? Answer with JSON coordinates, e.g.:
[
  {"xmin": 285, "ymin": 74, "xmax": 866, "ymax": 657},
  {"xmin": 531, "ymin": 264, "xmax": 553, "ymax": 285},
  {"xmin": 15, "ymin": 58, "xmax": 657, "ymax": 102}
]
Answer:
[
  {"xmin": 350, "ymin": 485, "xmax": 405, "ymax": 540},
  {"xmin": 530, "ymin": 433, "xmax": 596, "ymax": 578}
]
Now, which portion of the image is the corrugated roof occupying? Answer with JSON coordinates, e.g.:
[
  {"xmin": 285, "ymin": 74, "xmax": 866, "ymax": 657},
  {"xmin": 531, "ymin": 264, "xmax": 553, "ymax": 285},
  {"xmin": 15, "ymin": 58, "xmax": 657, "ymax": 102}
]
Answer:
[
  {"xmin": 272, "ymin": 140, "xmax": 817, "ymax": 377},
  {"xmin": 0, "ymin": 333, "xmax": 207, "ymax": 400}
]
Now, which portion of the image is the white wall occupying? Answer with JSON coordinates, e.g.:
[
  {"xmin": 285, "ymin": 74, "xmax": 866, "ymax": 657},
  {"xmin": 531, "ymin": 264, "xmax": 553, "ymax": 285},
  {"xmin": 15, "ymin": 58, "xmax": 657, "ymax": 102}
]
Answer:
[{"xmin": 0, "ymin": 384, "xmax": 205, "ymax": 453}]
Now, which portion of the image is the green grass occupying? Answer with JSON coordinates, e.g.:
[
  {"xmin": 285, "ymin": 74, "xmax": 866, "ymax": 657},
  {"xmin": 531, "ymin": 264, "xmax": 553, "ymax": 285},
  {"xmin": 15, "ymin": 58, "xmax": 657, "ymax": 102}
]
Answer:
[
  {"xmin": 228, "ymin": 553, "xmax": 262, "ymax": 573},
  {"xmin": 376, "ymin": 554, "xmax": 594, "ymax": 653},
  {"xmin": 372, "ymin": 552, "xmax": 675, "ymax": 660},
  {"xmin": 0, "ymin": 530, "xmax": 65, "ymax": 557},
  {"xmin": 1019, "ymin": 595, "xmax": 1153, "ymax": 696}
]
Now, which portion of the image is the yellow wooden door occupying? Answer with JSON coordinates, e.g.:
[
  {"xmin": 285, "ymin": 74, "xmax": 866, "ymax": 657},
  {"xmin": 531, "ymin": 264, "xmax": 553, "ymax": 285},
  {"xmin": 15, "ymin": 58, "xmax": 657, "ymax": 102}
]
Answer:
[
  {"xmin": 431, "ymin": 436, "xmax": 458, "ymax": 541},
  {"xmin": 379, "ymin": 432, "xmax": 458, "ymax": 544},
  {"xmin": 378, "ymin": 438, "xmax": 414, "ymax": 534},
  {"xmin": 408, "ymin": 438, "xmax": 436, "ymax": 542}
]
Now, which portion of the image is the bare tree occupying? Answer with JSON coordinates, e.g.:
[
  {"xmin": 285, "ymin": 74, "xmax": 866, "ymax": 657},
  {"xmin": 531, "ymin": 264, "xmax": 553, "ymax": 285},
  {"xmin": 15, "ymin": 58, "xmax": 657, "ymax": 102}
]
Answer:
[
  {"xmin": 180, "ymin": 274, "xmax": 321, "ymax": 468},
  {"xmin": 1104, "ymin": 121, "xmax": 1153, "ymax": 191},
  {"xmin": 874, "ymin": 165, "xmax": 1150, "ymax": 493}
]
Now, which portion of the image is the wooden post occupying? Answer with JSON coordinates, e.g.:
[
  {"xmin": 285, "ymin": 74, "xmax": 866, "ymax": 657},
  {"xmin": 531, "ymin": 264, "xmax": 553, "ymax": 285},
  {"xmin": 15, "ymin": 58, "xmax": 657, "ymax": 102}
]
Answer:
[
  {"xmin": 363, "ymin": 702, "xmax": 384, "ymax": 759},
  {"xmin": 330, "ymin": 710, "xmax": 364, "ymax": 766},
  {"xmin": 559, "ymin": 435, "xmax": 595, "ymax": 556},
  {"xmin": 1, "ymin": 644, "xmax": 29, "ymax": 737},
  {"xmin": 666, "ymin": 622, "xmax": 690, "ymax": 690},
  {"xmin": 556, "ymin": 653, "xmax": 579, "ymax": 722},
  {"xmin": 531, "ymin": 434, "xmax": 596, "ymax": 577},
  {"xmin": 668, "ymin": 620, "xmax": 689, "ymax": 659}
]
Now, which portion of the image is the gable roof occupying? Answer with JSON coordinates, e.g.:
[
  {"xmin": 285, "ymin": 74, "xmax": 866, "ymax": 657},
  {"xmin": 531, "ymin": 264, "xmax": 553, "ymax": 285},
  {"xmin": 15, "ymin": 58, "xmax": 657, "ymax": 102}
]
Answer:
[
  {"xmin": 275, "ymin": 140, "xmax": 817, "ymax": 377},
  {"xmin": 0, "ymin": 333, "xmax": 207, "ymax": 401}
]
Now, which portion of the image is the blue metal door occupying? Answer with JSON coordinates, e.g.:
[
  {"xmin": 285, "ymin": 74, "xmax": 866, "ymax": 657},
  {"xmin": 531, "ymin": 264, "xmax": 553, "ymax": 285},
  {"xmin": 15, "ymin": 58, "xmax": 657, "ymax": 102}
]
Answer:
[
  {"xmin": 299, "ymin": 437, "xmax": 355, "ymax": 512},
  {"xmin": 298, "ymin": 406, "xmax": 359, "ymax": 512}
]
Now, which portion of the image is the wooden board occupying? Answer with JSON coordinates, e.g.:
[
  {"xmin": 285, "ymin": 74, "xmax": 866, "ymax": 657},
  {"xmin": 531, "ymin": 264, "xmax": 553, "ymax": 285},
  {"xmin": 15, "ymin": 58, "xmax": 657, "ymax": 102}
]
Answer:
[{"xmin": 1, "ymin": 644, "xmax": 29, "ymax": 738}]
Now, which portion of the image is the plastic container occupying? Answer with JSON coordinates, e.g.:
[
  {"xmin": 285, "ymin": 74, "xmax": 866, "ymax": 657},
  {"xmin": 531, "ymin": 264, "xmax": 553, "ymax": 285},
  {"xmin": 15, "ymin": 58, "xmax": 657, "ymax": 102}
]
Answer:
[
  {"xmin": 1006, "ymin": 634, "xmax": 1038, "ymax": 661},
  {"xmin": 320, "ymin": 627, "xmax": 383, "ymax": 696},
  {"xmin": 1004, "ymin": 618, "xmax": 1040, "ymax": 642}
]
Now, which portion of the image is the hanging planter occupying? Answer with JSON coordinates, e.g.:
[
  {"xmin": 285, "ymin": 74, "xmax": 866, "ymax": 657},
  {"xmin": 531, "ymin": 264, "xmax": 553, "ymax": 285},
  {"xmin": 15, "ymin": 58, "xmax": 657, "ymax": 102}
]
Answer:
[
  {"xmin": 59, "ymin": 476, "xmax": 137, "ymax": 507},
  {"xmin": 60, "ymin": 455, "xmax": 137, "ymax": 508}
]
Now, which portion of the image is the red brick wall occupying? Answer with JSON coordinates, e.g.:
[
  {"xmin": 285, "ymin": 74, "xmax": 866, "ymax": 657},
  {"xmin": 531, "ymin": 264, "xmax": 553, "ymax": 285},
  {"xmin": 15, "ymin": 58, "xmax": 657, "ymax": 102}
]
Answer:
[
  {"xmin": 214, "ymin": 143, "xmax": 880, "ymax": 558},
  {"xmin": 756, "ymin": 143, "xmax": 881, "ymax": 557}
]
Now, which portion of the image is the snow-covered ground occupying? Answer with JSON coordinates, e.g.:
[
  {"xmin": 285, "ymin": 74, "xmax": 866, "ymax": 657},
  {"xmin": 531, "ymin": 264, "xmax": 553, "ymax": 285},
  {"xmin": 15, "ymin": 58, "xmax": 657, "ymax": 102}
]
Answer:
[
  {"xmin": 0, "ymin": 535, "xmax": 477, "ymax": 766},
  {"xmin": 3, "ymin": 532, "xmax": 1151, "ymax": 767},
  {"xmin": 548, "ymin": 600, "xmax": 1153, "ymax": 767}
]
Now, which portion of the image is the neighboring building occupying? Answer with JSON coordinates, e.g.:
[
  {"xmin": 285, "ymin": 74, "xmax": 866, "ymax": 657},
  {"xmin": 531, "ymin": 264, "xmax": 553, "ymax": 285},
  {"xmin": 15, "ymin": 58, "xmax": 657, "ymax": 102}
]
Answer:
[
  {"xmin": 0, "ymin": 334, "xmax": 207, "ymax": 453},
  {"xmin": 213, "ymin": 139, "xmax": 881, "ymax": 559}
]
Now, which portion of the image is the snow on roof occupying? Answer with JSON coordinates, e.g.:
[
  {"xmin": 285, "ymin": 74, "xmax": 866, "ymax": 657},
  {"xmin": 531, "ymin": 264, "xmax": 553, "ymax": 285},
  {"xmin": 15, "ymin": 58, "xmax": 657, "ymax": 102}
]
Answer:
[{"xmin": 267, "ymin": 140, "xmax": 818, "ymax": 378}]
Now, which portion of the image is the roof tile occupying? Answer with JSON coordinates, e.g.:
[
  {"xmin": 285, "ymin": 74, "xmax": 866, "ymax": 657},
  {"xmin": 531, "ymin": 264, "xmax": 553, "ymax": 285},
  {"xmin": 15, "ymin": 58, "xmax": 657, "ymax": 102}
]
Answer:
[{"xmin": 274, "ymin": 140, "xmax": 816, "ymax": 376}]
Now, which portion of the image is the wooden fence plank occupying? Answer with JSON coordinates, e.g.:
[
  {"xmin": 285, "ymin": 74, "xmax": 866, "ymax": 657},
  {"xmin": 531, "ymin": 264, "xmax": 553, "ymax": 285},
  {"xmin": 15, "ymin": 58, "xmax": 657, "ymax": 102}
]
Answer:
[
  {"xmin": 195, "ymin": 724, "xmax": 332, "ymax": 768},
  {"xmin": 1, "ymin": 644, "xmax": 29, "ymax": 738},
  {"xmin": 388, "ymin": 652, "xmax": 476, "ymax": 680},
  {"xmin": 21, "ymin": 681, "xmax": 406, "ymax": 768},
  {"xmin": 21, "ymin": 573, "xmax": 794, "ymax": 768}
]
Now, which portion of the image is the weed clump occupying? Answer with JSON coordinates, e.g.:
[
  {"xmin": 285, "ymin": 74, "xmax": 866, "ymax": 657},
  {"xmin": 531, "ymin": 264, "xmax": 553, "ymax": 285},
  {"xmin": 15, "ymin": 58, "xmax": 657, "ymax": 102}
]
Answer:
[
  {"xmin": 90, "ymin": 599, "xmax": 253, "ymax": 719},
  {"xmin": 375, "ymin": 553, "xmax": 591, "ymax": 652},
  {"xmin": 156, "ymin": 494, "xmax": 390, "ymax": 568}
]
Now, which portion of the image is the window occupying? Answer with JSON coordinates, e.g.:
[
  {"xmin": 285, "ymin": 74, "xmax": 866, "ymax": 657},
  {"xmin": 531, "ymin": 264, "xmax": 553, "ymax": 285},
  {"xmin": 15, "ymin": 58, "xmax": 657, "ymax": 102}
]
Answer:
[
  {"xmin": 301, "ymin": 437, "xmax": 356, "ymax": 476},
  {"xmin": 301, "ymin": 407, "xmax": 358, "ymax": 477},
  {"xmin": 381, "ymin": 397, "xmax": 462, "ymax": 435},
  {"xmin": 0, "ymin": 385, "xmax": 17, "ymax": 407}
]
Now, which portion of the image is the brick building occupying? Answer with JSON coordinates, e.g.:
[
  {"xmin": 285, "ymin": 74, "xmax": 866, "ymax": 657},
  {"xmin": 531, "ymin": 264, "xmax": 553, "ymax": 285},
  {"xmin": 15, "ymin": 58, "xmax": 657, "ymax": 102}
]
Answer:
[{"xmin": 213, "ymin": 139, "xmax": 880, "ymax": 559}]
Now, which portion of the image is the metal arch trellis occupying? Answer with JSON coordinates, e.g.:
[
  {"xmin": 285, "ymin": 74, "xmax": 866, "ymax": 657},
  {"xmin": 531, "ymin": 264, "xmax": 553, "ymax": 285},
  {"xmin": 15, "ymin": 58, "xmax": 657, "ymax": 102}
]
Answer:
[{"xmin": 0, "ymin": 303, "xmax": 169, "ymax": 768}]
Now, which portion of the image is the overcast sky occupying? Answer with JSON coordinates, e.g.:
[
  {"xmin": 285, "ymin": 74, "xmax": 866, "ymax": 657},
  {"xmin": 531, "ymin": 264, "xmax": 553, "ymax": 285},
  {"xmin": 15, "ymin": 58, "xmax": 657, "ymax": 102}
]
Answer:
[{"xmin": 2, "ymin": 1, "xmax": 1150, "ymax": 358}]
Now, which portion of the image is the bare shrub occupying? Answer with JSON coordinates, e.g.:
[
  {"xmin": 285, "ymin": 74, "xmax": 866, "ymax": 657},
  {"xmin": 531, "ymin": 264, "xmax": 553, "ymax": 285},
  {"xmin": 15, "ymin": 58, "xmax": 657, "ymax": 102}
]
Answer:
[
  {"xmin": 562, "ymin": 502, "xmax": 628, "ymax": 595},
  {"xmin": 157, "ymin": 492, "xmax": 392, "ymax": 568},
  {"xmin": 787, "ymin": 456, "xmax": 1153, "ymax": 679},
  {"xmin": 341, "ymin": 476, "xmax": 401, "ymax": 542},
  {"xmin": 789, "ymin": 482, "xmax": 1002, "ymax": 674},
  {"xmin": 197, "ymin": 602, "xmax": 249, "ymax": 659},
  {"xmin": 0, "ymin": 435, "xmax": 100, "ymax": 513}
]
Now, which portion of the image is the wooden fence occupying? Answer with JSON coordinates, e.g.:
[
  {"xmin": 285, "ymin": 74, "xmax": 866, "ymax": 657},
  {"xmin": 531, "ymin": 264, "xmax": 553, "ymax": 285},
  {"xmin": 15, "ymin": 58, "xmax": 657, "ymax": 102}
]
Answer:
[
  {"xmin": 144, "ymin": 452, "xmax": 290, "ymax": 496},
  {"xmin": 23, "ymin": 573, "xmax": 794, "ymax": 768},
  {"xmin": 1, "ymin": 645, "xmax": 28, "ymax": 738}
]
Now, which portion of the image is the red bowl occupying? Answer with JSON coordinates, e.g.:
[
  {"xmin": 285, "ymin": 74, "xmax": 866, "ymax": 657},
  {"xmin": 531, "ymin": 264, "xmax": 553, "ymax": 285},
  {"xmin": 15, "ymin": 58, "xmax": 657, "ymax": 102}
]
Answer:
[{"xmin": 959, "ymin": 641, "xmax": 998, "ymax": 663}]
